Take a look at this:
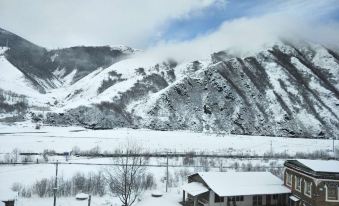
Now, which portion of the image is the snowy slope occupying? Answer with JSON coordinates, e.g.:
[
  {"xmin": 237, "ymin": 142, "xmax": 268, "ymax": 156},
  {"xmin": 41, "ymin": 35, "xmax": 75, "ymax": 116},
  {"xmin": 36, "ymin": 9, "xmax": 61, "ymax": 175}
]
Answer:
[
  {"xmin": 0, "ymin": 26, "xmax": 338, "ymax": 138},
  {"xmin": 21, "ymin": 42, "xmax": 338, "ymax": 138},
  {"xmin": 126, "ymin": 42, "xmax": 339, "ymax": 137},
  {"xmin": 0, "ymin": 47, "xmax": 45, "ymax": 102}
]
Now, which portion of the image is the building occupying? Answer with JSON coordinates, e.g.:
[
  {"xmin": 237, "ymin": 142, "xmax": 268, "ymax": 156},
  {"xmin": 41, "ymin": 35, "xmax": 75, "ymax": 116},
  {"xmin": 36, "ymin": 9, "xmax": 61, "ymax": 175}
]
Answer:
[
  {"xmin": 182, "ymin": 172, "xmax": 291, "ymax": 206},
  {"xmin": 284, "ymin": 159, "xmax": 339, "ymax": 206},
  {"xmin": 0, "ymin": 191, "xmax": 17, "ymax": 206}
]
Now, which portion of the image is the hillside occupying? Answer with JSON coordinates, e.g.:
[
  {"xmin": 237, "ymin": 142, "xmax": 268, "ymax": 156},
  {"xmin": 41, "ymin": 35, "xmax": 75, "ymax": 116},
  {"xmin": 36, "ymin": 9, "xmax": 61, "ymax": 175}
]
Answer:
[{"xmin": 0, "ymin": 27, "xmax": 338, "ymax": 138}]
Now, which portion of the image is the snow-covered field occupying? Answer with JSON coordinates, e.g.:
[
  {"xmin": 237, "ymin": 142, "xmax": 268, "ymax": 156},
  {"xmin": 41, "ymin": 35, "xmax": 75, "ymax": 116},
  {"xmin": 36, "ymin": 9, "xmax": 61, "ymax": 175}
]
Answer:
[
  {"xmin": 0, "ymin": 162, "xmax": 184, "ymax": 206},
  {"xmin": 0, "ymin": 122, "xmax": 336, "ymax": 155},
  {"xmin": 0, "ymin": 122, "xmax": 337, "ymax": 206},
  {"xmin": 17, "ymin": 190, "xmax": 182, "ymax": 206},
  {"xmin": 0, "ymin": 156, "xmax": 186, "ymax": 206}
]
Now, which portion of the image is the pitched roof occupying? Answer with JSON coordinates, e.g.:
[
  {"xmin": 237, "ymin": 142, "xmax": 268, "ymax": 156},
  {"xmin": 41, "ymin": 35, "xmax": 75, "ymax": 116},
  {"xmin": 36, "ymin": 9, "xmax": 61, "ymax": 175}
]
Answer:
[
  {"xmin": 195, "ymin": 172, "xmax": 290, "ymax": 197},
  {"xmin": 182, "ymin": 182, "xmax": 209, "ymax": 196},
  {"xmin": 295, "ymin": 159, "xmax": 339, "ymax": 173},
  {"xmin": 0, "ymin": 191, "xmax": 17, "ymax": 201}
]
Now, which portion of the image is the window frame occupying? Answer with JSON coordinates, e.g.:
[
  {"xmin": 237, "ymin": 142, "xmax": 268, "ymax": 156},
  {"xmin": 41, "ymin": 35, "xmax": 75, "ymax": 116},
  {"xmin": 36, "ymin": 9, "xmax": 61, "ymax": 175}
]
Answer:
[
  {"xmin": 304, "ymin": 180, "xmax": 312, "ymax": 197},
  {"xmin": 286, "ymin": 172, "xmax": 293, "ymax": 187},
  {"xmin": 325, "ymin": 183, "xmax": 339, "ymax": 202},
  {"xmin": 295, "ymin": 176, "xmax": 302, "ymax": 192},
  {"xmin": 253, "ymin": 195, "xmax": 263, "ymax": 206},
  {"xmin": 272, "ymin": 194, "xmax": 278, "ymax": 200},
  {"xmin": 215, "ymin": 193, "xmax": 224, "ymax": 203},
  {"xmin": 235, "ymin": 196, "xmax": 244, "ymax": 202},
  {"xmin": 258, "ymin": 195, "xmax": 262, "ymax": 205}
]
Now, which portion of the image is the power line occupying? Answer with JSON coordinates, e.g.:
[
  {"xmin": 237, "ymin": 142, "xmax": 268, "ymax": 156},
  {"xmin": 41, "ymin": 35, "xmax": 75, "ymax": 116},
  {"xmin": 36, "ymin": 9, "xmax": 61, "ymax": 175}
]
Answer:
[
  {"xmin": 18, "ymin": 151, "xmax": 328, "ymax": 160},
  {"xmin": 0, "ymin": 161, "xmax": 284, "ymax": 169}
]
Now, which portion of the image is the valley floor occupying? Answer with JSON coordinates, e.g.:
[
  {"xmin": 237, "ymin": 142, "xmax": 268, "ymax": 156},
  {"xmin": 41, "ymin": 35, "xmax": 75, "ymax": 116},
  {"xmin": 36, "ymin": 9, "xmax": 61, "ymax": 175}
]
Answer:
[
  {"xmin": 16, "ymin": 191, "xmax": 182, "ymax": 206},
  {"xmin": 0, "ymin": 122, "xmax": 337, "ymax": 205},
  {"xmin": 0, "ymin": 121, "xmax": 336, "ymax": 155}
]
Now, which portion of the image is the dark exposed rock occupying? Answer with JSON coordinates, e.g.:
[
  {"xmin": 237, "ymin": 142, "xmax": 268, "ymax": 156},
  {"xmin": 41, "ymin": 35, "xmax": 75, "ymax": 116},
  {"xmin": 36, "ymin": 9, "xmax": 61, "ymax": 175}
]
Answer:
[
  {"xmin": 49, "ymin": 46, "xmax": 131, "ymax": 83},
  {"xmin": 136, "ymin": 44, "xmax": 339, "ymax": 138}
]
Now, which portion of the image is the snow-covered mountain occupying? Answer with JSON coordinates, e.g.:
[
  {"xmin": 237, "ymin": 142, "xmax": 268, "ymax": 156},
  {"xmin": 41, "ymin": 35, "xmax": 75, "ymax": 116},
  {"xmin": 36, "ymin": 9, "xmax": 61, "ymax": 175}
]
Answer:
[
  {"xmin": 0, "ymin": 27, "xmax": 136, "ymax": 93},
  {"xmin": 0, "ymin": 27, "xmax": 338, "ymax": 138}
]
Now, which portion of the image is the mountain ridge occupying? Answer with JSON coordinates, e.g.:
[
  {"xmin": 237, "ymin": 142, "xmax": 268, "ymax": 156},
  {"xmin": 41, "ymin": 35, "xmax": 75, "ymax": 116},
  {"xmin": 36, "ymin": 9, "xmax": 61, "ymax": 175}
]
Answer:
[
  {"xmin": 0, "ymin": 27, "xmax": 137, "ymax": 92},
  {"xmin": 0, "ymin": 27, "xmax": 338, "ymax": 138}
]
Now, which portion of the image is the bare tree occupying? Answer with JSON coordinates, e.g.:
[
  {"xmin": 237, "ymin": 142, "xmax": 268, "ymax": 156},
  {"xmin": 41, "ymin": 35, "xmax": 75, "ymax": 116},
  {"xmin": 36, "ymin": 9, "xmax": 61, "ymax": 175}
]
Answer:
[{"xmin": 104, "ymin": 146, "xmax": 148, "ymax": 206}]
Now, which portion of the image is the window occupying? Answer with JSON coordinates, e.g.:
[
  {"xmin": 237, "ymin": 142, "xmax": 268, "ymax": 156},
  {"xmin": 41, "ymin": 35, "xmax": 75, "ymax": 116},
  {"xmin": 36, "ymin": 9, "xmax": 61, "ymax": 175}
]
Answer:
[
  {"xmin": 304, "ymin": 181, "xmax": 312, "ymax": 197},
  {"xmin": 235, "ymin": 196, "xmax": 244, "ymax": 201},
  {"xmin": 228, "ymin": 196, "xmax": 244, "ymax": 202},
  {"xmin": 326, "ymin": 183, "xmax": 339, "ymax": 201},
  {"xmin": 253, "ymin": 195, "xmax": 263, "ymax": 206},
  {"xmin": 295, "ymin": 176, "xmax": 302, "ymax": 191},
  {"xmin": 286, "ymin": 172, "xmax": 293, "ymax": 187},
  {"xmin": 215, "ymin": 193, "xmax": 224, "ymax": 202}
]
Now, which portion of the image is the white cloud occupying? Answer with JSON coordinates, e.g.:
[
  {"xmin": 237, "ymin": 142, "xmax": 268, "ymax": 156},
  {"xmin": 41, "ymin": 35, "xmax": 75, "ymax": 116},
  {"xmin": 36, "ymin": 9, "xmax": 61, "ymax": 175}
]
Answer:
[
  {"xmin": 0, "ymin": 0, "xmax": 224, "ymax": 48},
  {"xmin": 1, "ymin": 0, "xmax": 338, "ymax": 62},
  {"xmin": 145, "ymin": 0, "xmax": 339, "ymax": 62}
]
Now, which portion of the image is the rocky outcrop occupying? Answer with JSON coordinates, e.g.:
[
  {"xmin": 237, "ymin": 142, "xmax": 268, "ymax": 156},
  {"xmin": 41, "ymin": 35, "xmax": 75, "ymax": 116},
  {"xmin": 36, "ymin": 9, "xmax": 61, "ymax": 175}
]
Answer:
[{"xmin": 133, "ymin": 43, "xmax": 339, "ymax": 138}]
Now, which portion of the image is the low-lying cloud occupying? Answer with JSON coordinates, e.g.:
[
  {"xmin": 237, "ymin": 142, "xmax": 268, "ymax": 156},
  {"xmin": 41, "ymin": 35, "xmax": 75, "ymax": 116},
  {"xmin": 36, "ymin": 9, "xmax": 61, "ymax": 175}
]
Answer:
[
  {"xmin": 1, "ymin": 0, "xmax": 338, "ymax": 63},
  {"xmin": 145, "ymin": 0, "xmax": 339, "ymax": 62},
  {"xmin": 0, "ymin": 0, "xmax": 223, "ymax": 48}
]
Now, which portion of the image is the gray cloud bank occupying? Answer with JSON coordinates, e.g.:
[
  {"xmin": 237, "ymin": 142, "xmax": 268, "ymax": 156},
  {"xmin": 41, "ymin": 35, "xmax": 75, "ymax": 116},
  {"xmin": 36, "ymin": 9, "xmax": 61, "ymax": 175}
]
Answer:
[{"xmin": 0, "ymin": 0, "xmax": 338, "ymax": 63}]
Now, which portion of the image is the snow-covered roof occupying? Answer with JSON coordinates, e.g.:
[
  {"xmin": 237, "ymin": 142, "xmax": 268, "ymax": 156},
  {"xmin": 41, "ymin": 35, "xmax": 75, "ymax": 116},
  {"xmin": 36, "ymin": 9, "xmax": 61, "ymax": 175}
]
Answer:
[
  {"xmin": 75, "ymin": 193, "xmax": 89, "ymax": 199},
  {"xmin": 195, "ymin": 172, "xmax": 290, "ymax": 197},
  {"xmin": 296, "ymin": 159, "xmax": 339, "ymax": 173},
  {"xmin": 182, "ymin": 182, "xmax": 209, "ymax": 196},
  {"xmin": 289, "ymin": 196, "xmax": 300, "ymax": 202},
  {"xmin": 0, "ymin": 191, "xmax": 17, "ymax": 201}
]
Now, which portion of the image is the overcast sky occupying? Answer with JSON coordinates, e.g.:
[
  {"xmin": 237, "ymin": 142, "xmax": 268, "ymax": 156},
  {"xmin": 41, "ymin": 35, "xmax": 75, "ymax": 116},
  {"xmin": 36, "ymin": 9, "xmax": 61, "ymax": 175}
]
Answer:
[{"xmin": 0, "ymin": 0, "xmax": 339, "ymax": 60}]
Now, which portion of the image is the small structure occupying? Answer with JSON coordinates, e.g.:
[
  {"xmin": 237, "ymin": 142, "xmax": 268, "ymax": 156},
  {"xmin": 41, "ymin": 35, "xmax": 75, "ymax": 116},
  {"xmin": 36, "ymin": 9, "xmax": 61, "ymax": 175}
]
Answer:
[
  {"xmin": 75, "ymin": 193, "xmax": 89, "ymax": 200},
  {"xmin": 182, "ymin": 172, "xmax": 290, "ymax": 206},
  {"xmin": 151, "ymin": 191, "xmax": 163, "ymax": 197},
  {"xmin": 0, "ymin": 191, "xmax": 17, "ymax": 206},
  {"xmin": 284, "ymin": 159, "xmax": 339, "ymax": 206}
]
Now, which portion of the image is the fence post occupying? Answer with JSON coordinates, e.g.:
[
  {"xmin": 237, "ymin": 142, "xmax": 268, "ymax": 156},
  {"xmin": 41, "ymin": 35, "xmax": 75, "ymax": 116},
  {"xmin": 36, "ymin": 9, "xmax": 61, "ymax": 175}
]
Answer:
[
  {"xmin": 88, "ymin": 195, "xmax": 91, "ymax": 206},
  {"xmin": 53, "ymin": 161, "xmax": 58, "ymax": 206}
]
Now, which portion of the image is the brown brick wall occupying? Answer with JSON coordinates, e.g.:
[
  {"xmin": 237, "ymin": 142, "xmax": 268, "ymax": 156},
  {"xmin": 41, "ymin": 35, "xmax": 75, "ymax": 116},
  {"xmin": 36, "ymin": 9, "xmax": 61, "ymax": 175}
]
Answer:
[{"xmin": 284, "ymin": 168, "xmax": 339, "ymax": 206}]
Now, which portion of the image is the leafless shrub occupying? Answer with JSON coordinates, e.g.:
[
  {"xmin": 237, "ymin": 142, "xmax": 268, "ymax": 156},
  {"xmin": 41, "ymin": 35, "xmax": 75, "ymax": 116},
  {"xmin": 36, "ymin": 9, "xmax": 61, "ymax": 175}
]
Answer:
[
  {"xmin": 21, "ymin": 155, "xmax": 33, "ymax": 163},
  {"xmin": 104, "ymin": 145, "xmax": 148, "ymax": 206},
  {"xmin": 11, "ymin": 183, "xmax": 23, "ymax": 193},
  {"xmin": 140, "ymin": 173, "xmax": 156, "ymax": 190},
  {"xmin": 13, "ymin": 172, "xmax": 106, "ymax": 198},
  {"xmin": 182, "ymin": 151, "xmax": 195, "ymax": 166}
]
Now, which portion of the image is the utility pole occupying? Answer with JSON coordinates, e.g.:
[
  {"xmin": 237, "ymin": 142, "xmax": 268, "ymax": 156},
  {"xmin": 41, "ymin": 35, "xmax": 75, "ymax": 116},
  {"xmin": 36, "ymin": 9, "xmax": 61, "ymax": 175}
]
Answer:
[
  {"xmin": 270, "ymin": 140, "xmax": 273, "ymax": 156},
  {"xmin": 333, "ymin": 138, "xmax": 336, "ymax": 158},
  {"xmin": 166, "ymin": 152, "xmax": 169, "ymax": 192},
  {"xmin": 88, "ymin": 195, "xmax": 91, "ymax": 206},
  {"xmin": 53, "ymin": 160, "xmax": 59, "ymax": 206}
]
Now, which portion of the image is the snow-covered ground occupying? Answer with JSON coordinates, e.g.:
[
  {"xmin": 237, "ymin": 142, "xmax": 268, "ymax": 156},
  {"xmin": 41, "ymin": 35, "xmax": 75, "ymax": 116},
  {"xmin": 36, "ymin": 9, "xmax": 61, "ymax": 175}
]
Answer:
[
  {"xmin": 17, "ymin": 190, "xmax": 182, "ymax": 206},
  {"xmin": 0, "ymin": 122, "xmax": 337, "ymax": 205},
  {"xmin": 0, "ymin": 122, "xmax": 336, "ymax": 155},
  {"xmin": 0, "ymin": 159, "xmax": 186, "ymax": 206}
]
